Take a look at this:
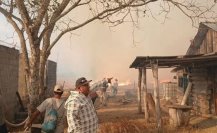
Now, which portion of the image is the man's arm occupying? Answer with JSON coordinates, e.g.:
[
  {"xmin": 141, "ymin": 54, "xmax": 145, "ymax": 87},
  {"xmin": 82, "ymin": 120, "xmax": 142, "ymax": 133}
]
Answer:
[{"xmin": 25, "ymin": 110, "xmax": 41, "ymax": 128}]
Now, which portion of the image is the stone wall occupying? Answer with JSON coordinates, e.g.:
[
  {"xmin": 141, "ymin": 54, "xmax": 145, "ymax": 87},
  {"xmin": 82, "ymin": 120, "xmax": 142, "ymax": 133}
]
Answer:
[
  {"xmin": 0, "ymin": 45, "xmax": 19, "ymax": 121},
  {"xmin": 189, "ymin": 68, "xmax": 210, "ymax": 115},
  {"xmin": 176, "ymin": 68, "xmax": 216, "ymax": 115}
]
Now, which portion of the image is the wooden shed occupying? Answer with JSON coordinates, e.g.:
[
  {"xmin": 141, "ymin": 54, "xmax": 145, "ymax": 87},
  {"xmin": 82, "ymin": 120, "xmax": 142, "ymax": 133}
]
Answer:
[
  {"xmin": 129, "ymin": 22, "xmax": 217, "ymax": 126},
  {"xmin": 177, "ymin": 22, "xmax": 217, "ymax": 115}
]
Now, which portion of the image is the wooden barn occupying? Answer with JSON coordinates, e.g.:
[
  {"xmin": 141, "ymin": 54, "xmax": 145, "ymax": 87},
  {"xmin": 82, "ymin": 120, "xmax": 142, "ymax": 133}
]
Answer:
[
  {"xmin": 177, "ymin": 22, "xmax": 217, "ymax": 115},
  {"xmin": 130, "ymin": 22, "xmax": 217, "ymax": 127}
]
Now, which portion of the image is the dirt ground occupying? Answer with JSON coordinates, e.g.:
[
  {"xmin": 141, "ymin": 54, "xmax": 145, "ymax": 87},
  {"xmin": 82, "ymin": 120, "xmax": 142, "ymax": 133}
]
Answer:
[
  {"xmin": 96, "ymin": 90, "xmax": 217, "ymax": 133},
  {"xmin": 8, "ymin": 89, "xmax": 217, "ymax": 133}
]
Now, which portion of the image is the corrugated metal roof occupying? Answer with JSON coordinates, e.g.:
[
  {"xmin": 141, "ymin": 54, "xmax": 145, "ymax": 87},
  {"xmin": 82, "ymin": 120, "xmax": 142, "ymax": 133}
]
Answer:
[{"xmin": 130, "ymin": 53, "xmax": 217, "ymax": 69}]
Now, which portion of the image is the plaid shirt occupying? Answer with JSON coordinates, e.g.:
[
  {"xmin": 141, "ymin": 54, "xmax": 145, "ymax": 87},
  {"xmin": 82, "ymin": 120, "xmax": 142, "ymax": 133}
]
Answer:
[{"xmin": 65, "ymin": 91, "xmax": 98, "ymax": 133}]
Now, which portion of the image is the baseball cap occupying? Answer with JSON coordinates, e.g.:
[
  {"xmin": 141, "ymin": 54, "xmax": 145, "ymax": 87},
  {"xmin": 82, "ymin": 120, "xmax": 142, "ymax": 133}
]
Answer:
[
  {"xmin": 75, "ymin": 77, "xmax": 92, "ymax": 88},
  {"xmin": 53, "ymin": 85, "xmax": 64, "ymax": 93}
]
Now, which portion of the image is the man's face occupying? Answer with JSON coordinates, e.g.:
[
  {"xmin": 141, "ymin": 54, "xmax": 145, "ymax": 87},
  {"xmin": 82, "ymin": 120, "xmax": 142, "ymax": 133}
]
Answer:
[{"xmin": 79, "ymin": 83, "xmax": 90, "ymax": 96}]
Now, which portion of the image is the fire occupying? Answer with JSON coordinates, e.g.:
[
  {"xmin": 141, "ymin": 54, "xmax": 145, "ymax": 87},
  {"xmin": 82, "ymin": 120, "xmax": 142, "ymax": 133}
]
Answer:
[
  {"xmin": 159, "ymin": 79, "xmax": 172, "ymax": 83},
  {"xmin": 119, "ymin": 80, "xmax": 132, "ymax": 86}
]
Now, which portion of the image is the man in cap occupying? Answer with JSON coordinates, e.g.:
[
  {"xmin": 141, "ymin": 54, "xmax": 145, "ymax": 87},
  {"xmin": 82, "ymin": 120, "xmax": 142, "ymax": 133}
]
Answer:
[
  {"xmin": 25, "ymin": 85, "xmax": 66, "ymax": 133},
  {"xmin": 65, "ymin": 77, "xmax": 98, "ymax": 133}
]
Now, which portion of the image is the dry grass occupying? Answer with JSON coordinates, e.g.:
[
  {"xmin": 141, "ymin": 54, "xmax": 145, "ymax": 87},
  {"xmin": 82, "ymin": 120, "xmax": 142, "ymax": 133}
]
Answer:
[
  {"xmin": 99, "ymin": 119, "xmax": 152, "ymax": 133},
  {"xmin": 98, "ymin": 117, "xmax": 217, "ymax": 133},
  {"xmin": 99, "ymin": 119, "xmax": 186, "ymax": 133}
]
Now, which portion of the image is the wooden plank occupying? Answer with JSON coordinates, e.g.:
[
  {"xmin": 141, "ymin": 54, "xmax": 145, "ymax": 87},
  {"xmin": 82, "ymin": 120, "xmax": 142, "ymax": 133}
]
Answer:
[
  {"xmin": 147, "ymin": 93, "xmax": 155, "ymax": 117},
  {"xmin": 181, "ymin": 82, "xmax": 192, "ymax": 105},
  {"xmin": 169, "ymin": 108, "xmax": 178, "ymax": 127},
  {"xmin": 168, "ymin": 105, "xmax": 192, "ymax": 109},
  {"xmin": 142, "ymin": 68, "xmax": 149, "ymax": 121}
]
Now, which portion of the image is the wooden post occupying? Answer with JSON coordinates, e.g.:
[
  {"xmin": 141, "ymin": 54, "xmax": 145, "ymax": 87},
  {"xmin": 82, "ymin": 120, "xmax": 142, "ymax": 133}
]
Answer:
[
  {"xmin": 181, "ymin": 82, "xmax": 192, "ymax": 105},
  {"xmin": 168, "ymin": 105, "xmax": 192, "ymax": 127},
  {"xmin": 169, "ymin": 108, "xmax": 178, "ymax": 127},
  {"xmin": 151, "ymin": 63, "xmax": 162, "ymax": 130},
  {"xmin": 147, "ymin": 93, "xmax": 156, "ymax": 117},
  {"xmin": 142, "ymin": 68, "xmax": 149, "ymax": 121},
  {"xmin": 137, "ymin": 68, "xmax": 142, "ymax": 113}
]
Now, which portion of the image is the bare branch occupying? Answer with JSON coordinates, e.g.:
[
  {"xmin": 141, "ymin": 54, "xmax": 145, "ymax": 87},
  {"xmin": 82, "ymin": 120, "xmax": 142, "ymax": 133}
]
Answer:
[
  {"xmin": 15, "ymin": 0, "xmax": 32, "ymax": 26},
  {"xmin": 48, "ymin": 0, "xmax": 137, "ymax": 51},
  {"xmin": 0, "ymin": 7, "xmax": 23, "ymax": 26},
  {"xmin": 38, "ymin": 0, "xmax": 82, "ymax": 42},
  {"xmin": 32, "ymin": 0, "xmax": 51, "ymax": 34},
  {"xmin": 1, "ymin": 10, "xmax": 30, "ymax": 72}
]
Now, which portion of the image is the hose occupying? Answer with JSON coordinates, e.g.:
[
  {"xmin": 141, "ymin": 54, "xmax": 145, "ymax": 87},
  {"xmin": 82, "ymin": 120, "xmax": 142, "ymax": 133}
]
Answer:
[{"xmin": 5, "ymin": 116, "xmax": 29, "ymax": 127}]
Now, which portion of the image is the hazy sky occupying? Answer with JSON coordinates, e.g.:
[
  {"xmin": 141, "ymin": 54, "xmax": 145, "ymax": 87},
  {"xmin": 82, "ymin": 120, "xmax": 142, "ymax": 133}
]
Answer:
[
  {"xmin": 49, "ymin": 7, "xmax": 197, "ymax": 86},
  {"xmin": 0, "ymin": 4, "xmax": 201, "ymax": 87}
]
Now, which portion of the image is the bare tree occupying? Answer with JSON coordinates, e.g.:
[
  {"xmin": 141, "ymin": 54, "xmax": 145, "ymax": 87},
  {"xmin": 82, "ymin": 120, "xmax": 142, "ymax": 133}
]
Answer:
[{"xmin": 0, "ymin": 0, "xmax": 216, "ymax": 123}]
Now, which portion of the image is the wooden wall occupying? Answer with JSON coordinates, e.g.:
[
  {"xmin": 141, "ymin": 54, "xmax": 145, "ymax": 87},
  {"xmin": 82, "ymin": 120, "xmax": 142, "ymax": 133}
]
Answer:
[{"xmin": 198, "ymin": 29, "xmax": 217, "ymax": 54}]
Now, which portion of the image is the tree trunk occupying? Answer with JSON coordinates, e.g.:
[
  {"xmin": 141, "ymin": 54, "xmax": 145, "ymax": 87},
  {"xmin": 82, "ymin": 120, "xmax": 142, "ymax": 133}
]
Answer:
[
  {"xmin": 39, "ymin": 20, "xmax": 53, "ymax": 96},
  {"xmin": 39, "ymin": 55, "xmax": 47, "ymax": 101},
  {"xmin": 28, "ymin": 48, "xmax": 40, "ymax": 106},
  {"xmin": 28, "ymin": 46, "xmax": 42, "ymax": 133}
]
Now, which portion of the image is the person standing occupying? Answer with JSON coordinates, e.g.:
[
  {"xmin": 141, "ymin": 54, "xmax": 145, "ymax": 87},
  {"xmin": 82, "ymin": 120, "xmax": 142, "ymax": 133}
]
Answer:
[
  {"xmin": 113, "ymin": 79, "xmax": 119, "ymax": 96},
  {"xmin": 65, "ymin": 77, "xmax": 98, "ymax": 133},
  {"xmin": 25, "ymin": 85, "xmax": 66, "ymax": 133},
  {"xmin": 89, "ymin": 90, "xmax": 98, "ymax": 104},
  {"xmin": 0, "ymin": 94, "xmax": 8, "ymax": 133},
  {"xmin": 100, "ymin": 78, "xmax": 109, "ymax": 106}
]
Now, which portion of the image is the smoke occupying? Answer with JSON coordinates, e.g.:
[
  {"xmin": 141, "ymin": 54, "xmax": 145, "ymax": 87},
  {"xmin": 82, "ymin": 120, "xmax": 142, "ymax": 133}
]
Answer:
[{"xmin": 48, "ymin": 8, "xmax": 197, "ymax": 87}]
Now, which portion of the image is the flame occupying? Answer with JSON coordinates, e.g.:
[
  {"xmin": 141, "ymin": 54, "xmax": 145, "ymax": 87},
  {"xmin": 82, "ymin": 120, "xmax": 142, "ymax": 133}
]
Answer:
[
  {"xmin": 159, "ymin": 79, "xmax": 172, "ymax": 83},
  {"xmin": 119, "ymin": 80, "xmax": 132, "ymax": 86}
]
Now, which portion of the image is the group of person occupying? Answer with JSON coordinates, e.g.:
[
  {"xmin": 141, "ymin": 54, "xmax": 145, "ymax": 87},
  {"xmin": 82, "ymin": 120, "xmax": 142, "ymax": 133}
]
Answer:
[
  {"xmin": 88, "ymin": 77, "xmax": 119, "ymax": 107},
  {"xmin": 25, "ymin": 77, "xmax": 98, "ymax": 133},
  {"xmin": 0, "ymin": 77, "xmax": 119, "ymax": 133},
  {"xmin": 98, "ymin": 78, "xmax": 119, "ymax": 106}
]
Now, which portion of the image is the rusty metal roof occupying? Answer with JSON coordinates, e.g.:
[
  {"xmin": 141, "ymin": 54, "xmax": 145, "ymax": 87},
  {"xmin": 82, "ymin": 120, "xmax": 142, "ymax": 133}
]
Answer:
[{"xmin": 130, "ymin": 53, "xmax": 217, "ymax": 69}]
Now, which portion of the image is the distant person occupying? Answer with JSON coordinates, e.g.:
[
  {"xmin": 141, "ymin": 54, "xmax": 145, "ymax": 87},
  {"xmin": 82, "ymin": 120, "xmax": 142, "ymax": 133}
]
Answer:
[
  {"xmin": 100, "ymin": 78, "xmax": 110, "ymax": 106},
  {"xmin": 89, "ymin": 90, "xmax": 98, "ymax": 104},
  {"xmin": 111, "ymin": 78, "xmax": 119, "ymax": 97},
  {"xmin": 0, "ymin": 94, "xmax": 8, "ymax": 133},
  {"xmin": 65, "ymin": 77, "xmax": 98, "ymax": 133},
  {"xmin": 25, "ymin": 85, "xmax": 66, "ymax": 133}
]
